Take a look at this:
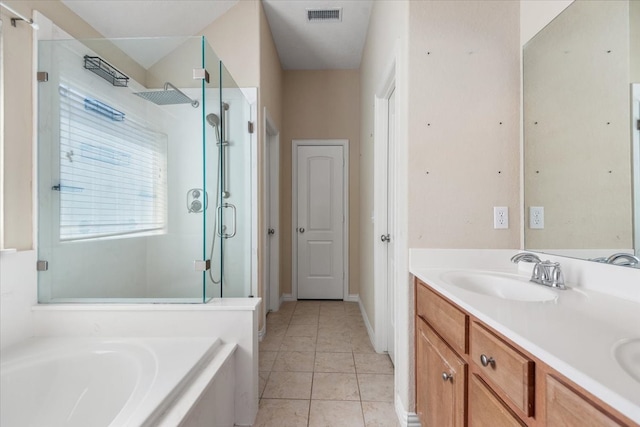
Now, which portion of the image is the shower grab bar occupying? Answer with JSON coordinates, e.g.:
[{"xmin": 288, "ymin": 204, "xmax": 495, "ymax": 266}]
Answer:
[
  {"xmin": 164, "ymin": 82, "xmax": 199, "ymax": 108},
  {"xmin": 216, "ymin": 203, "xmax": 237, "ymax": 239}
]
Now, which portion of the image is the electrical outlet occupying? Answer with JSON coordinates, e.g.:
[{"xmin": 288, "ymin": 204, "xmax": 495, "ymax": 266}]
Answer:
[
  {"xmin": 530, "ymin": 206, "xmax": 544, "ymax": 229},
  {"xmin": 493, "ymin": 207, "xmax": 509, "ymax": 229}
]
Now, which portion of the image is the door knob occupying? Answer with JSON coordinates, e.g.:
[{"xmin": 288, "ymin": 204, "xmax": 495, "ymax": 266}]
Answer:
[
  {"xmin": 442, "ymin": 372, "xmax": 453, "ymax": 382},
  {"xmin": 381, "ymin": 234, "xmax": 390, "ymax": 242},
  {"xmin": 268, "ymin": 228, "xmax": 275, "ymax": 235},
  {"xmin": 299, "ymin": 227, "xmax": 305, "ymax": 233}
]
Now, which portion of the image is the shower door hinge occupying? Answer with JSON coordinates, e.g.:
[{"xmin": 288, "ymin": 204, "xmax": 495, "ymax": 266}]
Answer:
[
  {"xmin": 36, "ymin": 260, "xmax": 49, "ymax": 271},
  {"xmin": 194, "ymin": 259, "xmax": 211, "ymax": 272},
  {"xmin": 193, "ymin": 68, "xmax": 210, "ymax": 83},
  {"xmin": 637, "ymin": 119, "xmax": 640, "ymax": 130},
  {"xmin": 248, "ymin": 121, "xmax": 254, "ymax": 134},
  {"xmin": 37, "ymin": 72, "xmax": 49, "ymax": 82}
]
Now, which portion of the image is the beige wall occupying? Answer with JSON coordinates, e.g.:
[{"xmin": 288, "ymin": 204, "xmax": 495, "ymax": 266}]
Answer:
[
  {"xmin": 632, "ymin": 0, "xmax": 640, "ymax": 82},
  {"xmin": 281, "ymin": 69, "xmax": 360, "ymax": 297},
  {"xmin": 259, "ymin": 3, "xmax": 283, "ymax": 130},
  {"xmin": 201, "ymin": 0, "xmax": 259, "ymax": 88},
  {"xmin": 258, "ymin": 2, "xmax": 282, "ymax": 322},
  {"xmin": 407, "ymin": 0, "xmax": 521, "ymax": 249},
  {"xmin": 1, "ymin": 1, "xmax": 108, "ymax": 250},
  {"xmin": 358, "ymin": 0, "xmax": 408, "ymax": 344},
  {"xmin": 358, "ymin": 0, "xmax": 410, "ymax": 412}
]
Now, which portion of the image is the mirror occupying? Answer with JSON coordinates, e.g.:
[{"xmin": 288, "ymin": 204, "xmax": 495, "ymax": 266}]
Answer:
[{"xmin": 523, "ymin": 0, "xmax": 640, "ymax": 265}]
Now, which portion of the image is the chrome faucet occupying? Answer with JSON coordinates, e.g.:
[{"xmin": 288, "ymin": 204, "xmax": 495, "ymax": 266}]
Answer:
[
  {"xmin": 531, "ymin": 260, "xmax": 566, "ymax": 289},
  {"xmin": 510, "ymin": 252, "xmax": 541, "ymax": 264},
  {"xmin": 511, "ymin": 252, "xmax": 566, "ymax": 290},
  {"xmin": 605, "ymin": 253, "xmax": 640, "ymax": 267}
]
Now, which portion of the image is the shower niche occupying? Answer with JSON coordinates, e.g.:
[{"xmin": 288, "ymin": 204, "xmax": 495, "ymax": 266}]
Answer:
[{"xmin": 36, "ymin": 29, "xmax": 256, "ymax": 303}]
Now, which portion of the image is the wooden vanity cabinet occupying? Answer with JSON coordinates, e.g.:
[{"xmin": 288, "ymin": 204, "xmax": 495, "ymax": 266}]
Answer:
[
  {"xmin": 416, "ymin": 317, "xmax": 467, "ymax": 427},
  {"xmin": 469, "ymin": 373, "xmax": 526, "ymax": 427},
  {"xmin": 470, "ymin": 321, "xmax": 534, "ymax": 416},
  {"xmin": 414, "ymin": 277, "xmax": 638, "ymax": 427},
  {"xmin": 545, "ymin": 375, "xmax": 627, "ymax": 427}
]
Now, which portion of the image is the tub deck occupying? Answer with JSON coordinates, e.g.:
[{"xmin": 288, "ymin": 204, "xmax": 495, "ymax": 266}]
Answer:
[{"xmin": 1, "ymin": 336, "xmax": 235, "ymax": 427}]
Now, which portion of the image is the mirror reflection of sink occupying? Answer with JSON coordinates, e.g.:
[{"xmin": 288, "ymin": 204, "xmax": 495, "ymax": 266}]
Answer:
[
  {"xmin": 440, "ymin": 271, "xmax": 559, "ymax": 302},
  {"xmin": 613, "ymin": 339, "xmax": 640, "ymax": 383}
]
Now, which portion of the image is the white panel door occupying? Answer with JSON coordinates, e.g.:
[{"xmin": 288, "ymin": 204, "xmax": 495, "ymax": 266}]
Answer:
[{"xmin": 297, "ymin": 145, "xmax": 344, "ymax": 300}]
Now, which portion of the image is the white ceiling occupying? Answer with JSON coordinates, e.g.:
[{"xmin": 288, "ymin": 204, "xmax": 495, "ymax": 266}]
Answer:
[
  {"xmin": 61, "ymin": 0, "xmax": 372, "ymax": 70},
  {"xmin": 262, "ymin": 0, "xmax": 373, "ymax": 69},
  {"xmin": 61, "ymin": 0, "xmax": 238, "ymax": 38},
  {"xmin": 61, "ymin": 0, "xmax": 239, "ymax": 67}
]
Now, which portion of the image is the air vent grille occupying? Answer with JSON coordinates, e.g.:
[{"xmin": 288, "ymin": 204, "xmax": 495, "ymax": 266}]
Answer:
[{"xmin": 307, "ymin": 8, "xmax": 342, "ymax": 22}]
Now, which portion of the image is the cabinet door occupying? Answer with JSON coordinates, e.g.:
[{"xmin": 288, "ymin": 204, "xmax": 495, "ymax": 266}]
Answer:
[
  {"xmin": 469, "ymin": 374, "xmax": 526, "ymax": 427},
  {"xmin": 546, "ymin": 375, "xmax": 625, "ymax": 427},
  {"xmin": 416, "ymin": 318, "xmax": 466, "ymax": 427}
]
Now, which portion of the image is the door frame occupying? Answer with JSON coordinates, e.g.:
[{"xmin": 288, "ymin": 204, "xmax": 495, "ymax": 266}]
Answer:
[
  {"xmin": 632, "ymin": 84, "xmax": 639, "ymax": 255},
  {"xmin": 291, "ymin": 139, "xmax": 349, "ymax": 301},
  {"xmin": 373, "ymin": 58, "xmax": 397, "ymax": 353},
  {"xmin": 263, "ymin": 107, "xmax": 280, "ymax": 312}
]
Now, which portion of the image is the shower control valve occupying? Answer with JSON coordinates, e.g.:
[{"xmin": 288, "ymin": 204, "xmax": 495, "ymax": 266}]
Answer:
[{"xmin": 187, "ymin": 188, "xmax": 208, "ymax": 213}]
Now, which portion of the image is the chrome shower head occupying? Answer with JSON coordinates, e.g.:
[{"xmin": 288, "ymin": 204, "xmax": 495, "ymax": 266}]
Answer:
[{"xmin": 133, "ymin": 82, "xmax": 199, "ymax": 108}]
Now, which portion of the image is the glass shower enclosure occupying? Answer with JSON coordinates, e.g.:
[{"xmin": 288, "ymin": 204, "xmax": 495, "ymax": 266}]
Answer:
[{"xmin": 36, "ymin": 36, "xmax": 254, "ymax": 302}]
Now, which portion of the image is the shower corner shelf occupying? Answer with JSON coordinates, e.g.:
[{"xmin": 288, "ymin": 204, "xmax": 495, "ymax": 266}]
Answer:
[{"xmin": 83, "ymin": 55, "xmax": 129, "ymax": 87}]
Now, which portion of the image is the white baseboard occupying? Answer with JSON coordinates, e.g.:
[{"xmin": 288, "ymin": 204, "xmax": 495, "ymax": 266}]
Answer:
[
  {"xmin": 395, "ymin": 395, "xmax": 420, "ymax": 427},
  {"xmin": 344, "ymin": 294, "xmax": 359, "ymax": 302},
  {"xmin": 258, "ymin": 324, "xmax": 266, "ymax": 342},
  {"xmin": 281, "ymin": 293, "xmax": 295, "ymax": 302},
  {"xmin": 358, "ymin": 297, "xmax": 376, "ymax": 350}
]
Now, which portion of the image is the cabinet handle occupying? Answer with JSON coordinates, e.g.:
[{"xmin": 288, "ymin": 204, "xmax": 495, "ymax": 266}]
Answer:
[
  {"xmin": 480, "ymin": 354, "xmax": 495, "ymax": 367},
  {"xmin": 442, "ymin": 372, "xmax": 453, "ymax": 381}
]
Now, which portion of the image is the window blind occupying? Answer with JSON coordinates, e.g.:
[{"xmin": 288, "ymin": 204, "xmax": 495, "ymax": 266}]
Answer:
[{"xmin": 58, "ymin": 84, "xmax": 167, "ymax": 241}]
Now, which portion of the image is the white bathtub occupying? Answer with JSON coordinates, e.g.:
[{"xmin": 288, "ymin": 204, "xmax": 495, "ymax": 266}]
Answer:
[{"xmin": 0, "ymin": 336, "xmax": 236, "ymax": 427}]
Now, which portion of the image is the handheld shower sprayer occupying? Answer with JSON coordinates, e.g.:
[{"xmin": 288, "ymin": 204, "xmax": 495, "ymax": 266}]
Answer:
[{"xmin": 206, "ymin": 113, "xmax": 220, "ymax": 143}]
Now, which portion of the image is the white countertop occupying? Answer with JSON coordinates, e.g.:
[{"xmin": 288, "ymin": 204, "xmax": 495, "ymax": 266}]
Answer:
[{"xmin": 410, "ymin": 249, "xmax": 640, "ymax": 424}]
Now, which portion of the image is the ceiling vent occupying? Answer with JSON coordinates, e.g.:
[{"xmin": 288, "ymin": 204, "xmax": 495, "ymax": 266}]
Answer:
[{"xmin": 306, "ymin": 8, "xmax": 342, "ymax": 23}]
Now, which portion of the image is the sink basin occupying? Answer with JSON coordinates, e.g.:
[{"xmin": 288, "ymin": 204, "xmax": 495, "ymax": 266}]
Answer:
[
  {"xmin": 613, "ymin": 339, "xmax": 640, "ymax": 383},
  {"xmin": 440, "ymin": 271, "xmax": 559, "ymax": 302}
]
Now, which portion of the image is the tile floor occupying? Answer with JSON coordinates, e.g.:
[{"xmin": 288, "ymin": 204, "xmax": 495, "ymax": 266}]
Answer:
[{"xmin": 254, "ymin": 301, "xmax": 400, "ymax": 427}]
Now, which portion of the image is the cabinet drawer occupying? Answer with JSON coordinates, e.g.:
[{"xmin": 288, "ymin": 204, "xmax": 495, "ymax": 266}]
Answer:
[
  {"xmin": 469, "ymin": 374, "xmax": 526, "ymax": 427},
  {"xmin": 416, "ymin": 279, "xmax": 468, "ymax": 355},
  {"xmin": 546, "ymin": 375, "xmax": 625, "ymax": 427},
  {"xmin": 470, "ymin": 322, "xmax": 534, "ymax": 416}
]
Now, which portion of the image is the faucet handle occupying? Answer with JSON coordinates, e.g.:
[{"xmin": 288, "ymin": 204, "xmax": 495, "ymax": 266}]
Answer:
[
  {"xmin": 531, "ymin": 262, "xmax": 544, "ymax": 283},
  {"xmin": 550, "ymin": 264, "xmax": 565, "ymax": 289}
]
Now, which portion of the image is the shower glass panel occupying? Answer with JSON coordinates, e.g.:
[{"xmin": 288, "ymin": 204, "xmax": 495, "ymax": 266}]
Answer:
[
  {"xmin": 216, "ymin": 63, "xmax": 257, "ymax": 297},
  {"xmin": 36, "ymin": 36, "xmax": 231, "ymax": 303}
]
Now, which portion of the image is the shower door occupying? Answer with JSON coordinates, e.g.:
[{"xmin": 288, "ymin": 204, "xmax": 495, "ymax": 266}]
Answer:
[{"xmin": 204, "ymin": 57, "xmax": 255, "ymax": 299}]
